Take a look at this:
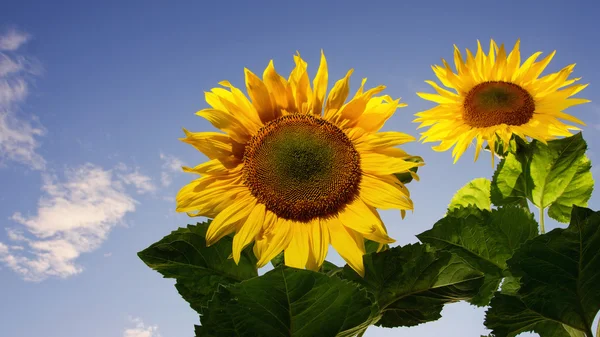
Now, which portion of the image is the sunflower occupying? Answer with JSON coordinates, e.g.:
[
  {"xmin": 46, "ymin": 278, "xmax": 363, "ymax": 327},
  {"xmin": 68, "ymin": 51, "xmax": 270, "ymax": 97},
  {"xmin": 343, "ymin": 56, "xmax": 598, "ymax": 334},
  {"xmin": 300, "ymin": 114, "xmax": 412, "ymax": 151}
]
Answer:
[
  {"xmin": 414, "ymin": 39, "xmax": 590, "ymax": 163},
  {"xmin": 176, "ymin": 51, "xmax": 422, "ymax": 276}
]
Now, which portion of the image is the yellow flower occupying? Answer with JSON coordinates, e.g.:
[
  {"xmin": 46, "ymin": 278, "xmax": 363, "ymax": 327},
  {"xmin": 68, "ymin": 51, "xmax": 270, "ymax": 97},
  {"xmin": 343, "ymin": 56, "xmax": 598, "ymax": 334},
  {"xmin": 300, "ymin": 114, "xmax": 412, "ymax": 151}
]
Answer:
[
  {"xmin": 177, "ymin": 51, "xmax": 422, "ymax": 276},
  {"xmin": 414, "ymin": 39, "xmax": 590, "ymax": 163}
]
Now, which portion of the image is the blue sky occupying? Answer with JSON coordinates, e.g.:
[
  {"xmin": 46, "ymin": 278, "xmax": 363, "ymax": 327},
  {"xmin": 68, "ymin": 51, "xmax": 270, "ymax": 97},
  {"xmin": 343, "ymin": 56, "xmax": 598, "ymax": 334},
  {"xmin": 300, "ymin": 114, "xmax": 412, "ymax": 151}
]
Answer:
[{"xmin": 1, "ymin": 1, "xmax": 599, "ymax": 336}]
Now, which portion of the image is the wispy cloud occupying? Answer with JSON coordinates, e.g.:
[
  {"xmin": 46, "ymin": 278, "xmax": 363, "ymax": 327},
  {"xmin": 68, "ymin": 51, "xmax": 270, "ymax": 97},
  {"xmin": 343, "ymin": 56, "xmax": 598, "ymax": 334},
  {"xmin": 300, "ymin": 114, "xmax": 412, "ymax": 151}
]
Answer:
[
  {"xmin": 159, "ymin": 152, "xmax": 185, "ymax": 187},
  {"xmin": 123, "ymin": 317, "xmax": 161, "ymax": 337},
  {"xmin": 0, "ymin": 164, "xmax": 137, "ymax": 282},
  {"xmin": 0, "ymin": 29, "xmax": 30, "ymax": 52},
  {"xmin": 115, "ymin": 163, "xmax": 157, "ymax": 195},
  {"xmin": 0, "ymin": 28, "xmax": 45, "ymax": 170}
]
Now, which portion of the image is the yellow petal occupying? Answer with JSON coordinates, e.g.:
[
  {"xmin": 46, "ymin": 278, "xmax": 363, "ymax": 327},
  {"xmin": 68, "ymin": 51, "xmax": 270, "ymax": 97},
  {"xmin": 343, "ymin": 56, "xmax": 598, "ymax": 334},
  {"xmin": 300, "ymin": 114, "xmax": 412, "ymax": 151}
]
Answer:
[
  {"xmin": 195, "ymin": 109, "xmax": 252, "ymax": 144},
  {"xmin": 324, "ymin": 69, "xmax": 354, "ymax": 119},
  {"xmin": 355, "ymin": 131, "xmax": 416, "ymax": 151},
  {"xmin": 218, "ymin": 80, "xmax": 263, "ymax": 127},
  {"xmin": 311, "ymin": 50, "xmax": 328, "ymax": 116},
  {"xmin": 424, "ymin": 80, "xmax": 459, "ymax": 99},
  {"xmin": 180, "ymin": 130, "xmax": 234, "ymax": 159},
  {"xmin": 506, "ymin": 39, "xmax": 522, "ymax": 79},
  {"xmin": 326, "ymin": 217, "xmax": 366, "ymax": 276},
  {"xmin": 356, "ymin": 97, "xmax": 405, "ymax": 132},
  {"xmin": 361, "ymin": 152, "xmax": 422, "ymax": 176},
  {"xmin": 284, "ymin": 224, "xmax": 309, "ymax": 269},
  {"xmin": 416, "ymin": 92, "xmax": 458, "ymax": 104},
  {"xmin": 337, "ymin": 199, "xmax": 394, "ymax": 244},
  {"xmin": 334, "ymin": 85, "xmax": 387, "ymax": 125},
  {"xmin": 308, "ymin": 219, "xmax": 329, "ymax": 269},
  {"xmin": 232, "ymin": 203, "xmax": 266, "ymax": 264},
  {"xmin": 289, "ymin": 52, "xmax": 312, "ymax": 114},
  {"xmin": 263, "ymin": 60, "xmax": 295, "ymax": 114},
  {"xmin": 524, "ymin": 50, "xmax": 556, "ymax": 83},
  {"xmin": 245, "ymin": 68, "xmax": 277, "ymax": 123},
  {"xmin": 176, "ymin": 176, "xmax": 245, "ymax": 214},
  {"xmin": 360, "ymin": 174, "xmax": 413, "ymax": 210},
  {"xmin": 206, "ymin": 194, "xmax": 256, "ymax": 246},
  {"xmin": 256, "ymin": 218, "xmax": 293, "ymax": 267},
  {"xmin": 182, "ymin": 159, "xmax": 239, "ymax": 176},
  {"xmin": 208, "ymin": 88, "xmax": 262, "ymax": 133}
]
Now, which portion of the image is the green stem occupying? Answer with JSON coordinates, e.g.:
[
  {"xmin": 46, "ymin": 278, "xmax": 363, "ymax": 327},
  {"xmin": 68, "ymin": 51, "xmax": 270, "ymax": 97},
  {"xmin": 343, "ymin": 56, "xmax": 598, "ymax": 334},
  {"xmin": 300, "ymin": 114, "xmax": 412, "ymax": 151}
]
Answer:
[
  {"xmin": 539, "ymin": 207, "xmax": 546, "ymax": 234},
  {"xmin": 596, "ymin": 319, "xmax": 599, "ymax": 337}
]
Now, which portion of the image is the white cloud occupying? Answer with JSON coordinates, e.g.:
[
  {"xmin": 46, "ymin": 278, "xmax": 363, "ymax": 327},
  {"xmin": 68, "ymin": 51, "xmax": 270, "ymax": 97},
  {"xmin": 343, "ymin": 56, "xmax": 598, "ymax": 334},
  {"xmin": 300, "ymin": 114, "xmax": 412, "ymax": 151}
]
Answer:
[
  {"xmin": 0, "ymin": 164, "xmax": 137, "ymax": 281},
  {"xmin": 118, "ymin": 169, "xmax": 157, "ymax": 195},
  {"xmin": 0, "ymin": 29, "xmax": 46, "ymax": 170},
  {"xmin": 123, "ymin": 317, "xmax": 161, "ymax": 337},
  {"xmin": 159, "ymin": 153, "xmax": 185, "ymax": 187},
  {"xmin": 160, "ymin": 171, "xmax": 172, "ymax": 187},
  {"xmin": 103, "ymin": 252, "xmax": 112, "ymax": 257},
  {"xmin": 0, "ymin": 29, "xmax": 30, "ymax": 51}
]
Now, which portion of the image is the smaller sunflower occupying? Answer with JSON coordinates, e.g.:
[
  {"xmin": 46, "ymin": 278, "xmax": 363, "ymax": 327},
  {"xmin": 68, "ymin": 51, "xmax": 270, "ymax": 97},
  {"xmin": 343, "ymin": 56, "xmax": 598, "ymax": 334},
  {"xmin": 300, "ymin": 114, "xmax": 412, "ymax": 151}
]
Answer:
[{"xmin": 414, "ymin": 39, "xmax": 590, "ymax": 163}]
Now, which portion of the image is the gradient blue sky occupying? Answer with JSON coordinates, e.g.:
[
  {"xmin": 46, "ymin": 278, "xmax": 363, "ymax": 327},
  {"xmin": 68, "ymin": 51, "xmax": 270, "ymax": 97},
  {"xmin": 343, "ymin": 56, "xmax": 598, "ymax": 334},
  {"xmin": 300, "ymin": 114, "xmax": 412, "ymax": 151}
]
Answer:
[{"xmin": 1, "ymin": 1, "xmax": 599, "ymax": 336}]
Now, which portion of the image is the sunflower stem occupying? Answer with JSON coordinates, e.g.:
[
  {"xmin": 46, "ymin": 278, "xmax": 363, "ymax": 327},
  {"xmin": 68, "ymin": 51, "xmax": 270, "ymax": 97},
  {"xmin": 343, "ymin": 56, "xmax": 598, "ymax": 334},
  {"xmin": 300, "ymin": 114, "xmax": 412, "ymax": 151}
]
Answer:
[{"xmin": 539, "ymin": 207, "xmax": 546, "ymax": 234}]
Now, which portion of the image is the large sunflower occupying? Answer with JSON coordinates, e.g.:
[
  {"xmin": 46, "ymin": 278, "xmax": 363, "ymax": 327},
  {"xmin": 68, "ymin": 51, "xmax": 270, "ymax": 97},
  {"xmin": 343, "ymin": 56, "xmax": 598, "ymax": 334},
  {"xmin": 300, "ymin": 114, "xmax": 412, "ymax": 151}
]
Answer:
[
  {"xmin": 414, "ymin": 39, "xmax": 590, "ymax": 163},
  {"xmin": 176, "ymin": 51, "xmax": 421, "ymax": 276}
]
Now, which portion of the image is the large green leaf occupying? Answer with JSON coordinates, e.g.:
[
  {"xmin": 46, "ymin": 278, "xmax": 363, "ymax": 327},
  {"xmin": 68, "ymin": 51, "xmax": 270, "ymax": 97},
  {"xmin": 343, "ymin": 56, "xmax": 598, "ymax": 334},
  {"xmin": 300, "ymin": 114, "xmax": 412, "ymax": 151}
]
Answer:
[
  {"xmin": 448, "ymin": 178, "xmax": 492, "ymax": 211},
  {"xmin": 342, "ymin": 243, "xmax": 484, "ymax": 328},
  {"xmin": 491, "ymin": 133, "xmax": 594, "ymax": 223},
  {"xmin": 417, "ymin": 206, "xmax": 538, "ymax": 306},
  {"xmin": 196, "ymin": 266, "xmax": 378, "ymax": 337},
  {"xmin": 485, "ymin": 207, "xmax": 600, "ymax": 337},
  {"xmin": 138, "ymin": 221, "xmax": 258, "ymax": 314},
  {"xmin": 485, "ymin": 294, "xmax": 571, "ymax": 337},
  {"xmin": 548, "ymin": 157, "xmax": 594, "ymax": 223}
]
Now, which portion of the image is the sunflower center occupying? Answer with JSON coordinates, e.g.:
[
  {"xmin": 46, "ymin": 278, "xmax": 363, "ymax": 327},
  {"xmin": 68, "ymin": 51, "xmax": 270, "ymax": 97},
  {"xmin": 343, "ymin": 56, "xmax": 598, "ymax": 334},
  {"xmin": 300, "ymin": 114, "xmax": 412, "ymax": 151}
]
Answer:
[
  {"xmin": 463, "ymin": 81, "xmax": 535, "ymax": 127},
  {"xmin": 243, "ymin": 114, "xmax": 361, "ymax": 222}
]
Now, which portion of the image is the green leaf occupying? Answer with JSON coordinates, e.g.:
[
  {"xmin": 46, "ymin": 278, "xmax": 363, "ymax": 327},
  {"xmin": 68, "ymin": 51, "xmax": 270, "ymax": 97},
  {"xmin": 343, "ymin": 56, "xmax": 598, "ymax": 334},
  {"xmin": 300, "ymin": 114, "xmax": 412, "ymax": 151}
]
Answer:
[
  {"xmin": 500, "ymin": 276, "xmax": 521, "ymax": 296},
  {"xmin": 491, "ymin": 133, "xmax": 594, "ymax": 223},
  {"xmin": 196, "ymin": 267, "xmax": 378, "ymax": 337},
  {"xmin": 137, "ymin": 221, "xmax": 258, "ymax": 314},
  {"xmin": 417, "ymin": 206, "xmax": 538, "ymax": 306},
  {"xmin": 485, "ymin": 207, "xmax": 600, "ymax": 336},
  {"xmin": 448, "ymin": 178, "xmax": 492, "ymax": 211},
  {"xmin": 485, "ymin": 294, "xmax": 571, "ymax": 337},
  {"xmin": 342, "ymin": 243, "xmax": 484, "ymax": 328},
  {"xmin": 320, "ymin": 260, "xmax": 343, "ymax": 276},
  {"xmin": 271, "ymin": 251, "xmax": 284, "ymax": 268},
  {"xmin": 528, "ymin": 133, "xmax": 588, "ymax": 209},
  {"xmin": 491, "ymin": 137, "xmax": 532, "ymax": 208},
  {"xmin": 548, "ymin": 156, "xmax": 594, "ymax": 223}
]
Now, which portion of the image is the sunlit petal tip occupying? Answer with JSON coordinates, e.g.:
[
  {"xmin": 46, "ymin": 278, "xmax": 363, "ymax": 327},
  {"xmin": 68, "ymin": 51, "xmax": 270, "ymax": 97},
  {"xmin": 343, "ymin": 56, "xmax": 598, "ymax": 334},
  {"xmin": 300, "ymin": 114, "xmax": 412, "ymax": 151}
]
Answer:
[{"xmin": 218, "ymin": 80, "xmax": 232, "ymax": 87}]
